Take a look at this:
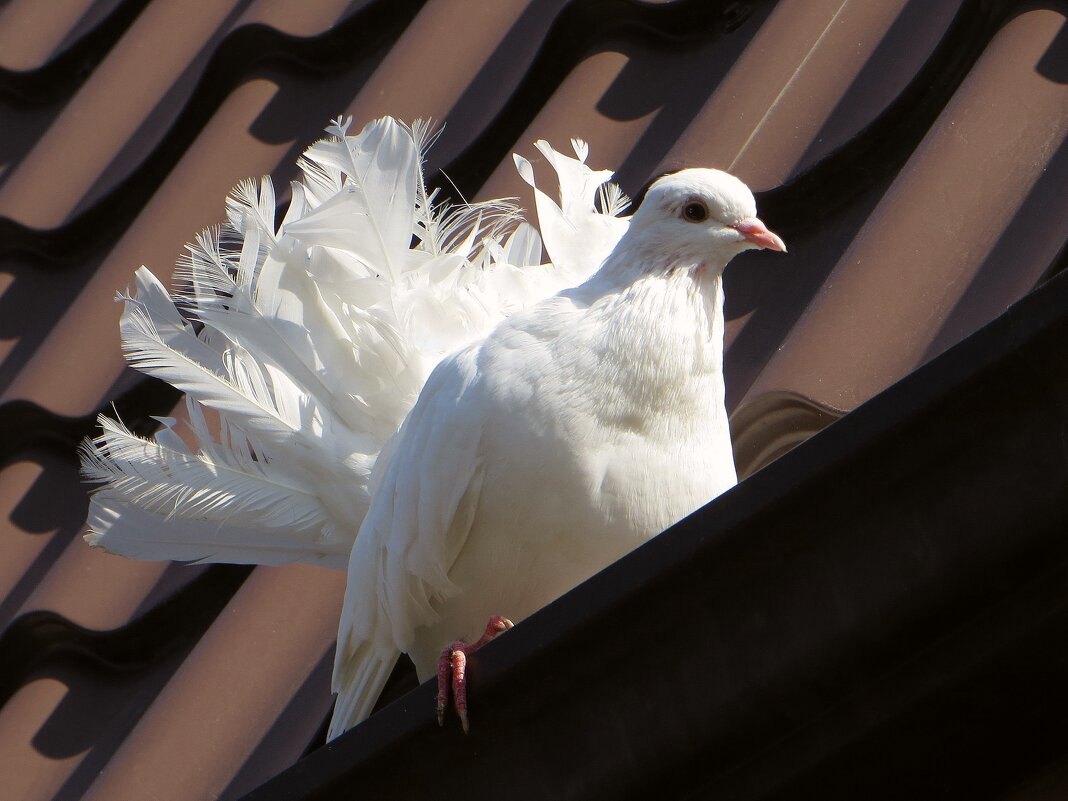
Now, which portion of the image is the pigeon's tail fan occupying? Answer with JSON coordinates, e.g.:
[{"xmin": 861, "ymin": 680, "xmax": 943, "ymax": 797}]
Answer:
[
  {"xmin": 513, "ymin": 137, "xmax": 631, "ymax": 283},
  {"xmin": 81, "ymin": 409, "xmax": 351, "ymax": 567},
  {"xmin": 328, "ymin": 640, "xmax": 399, "ymax": 741},
  {"xmin": 81, "ymin": 116, "xmax": 630, "ymax": 569}
]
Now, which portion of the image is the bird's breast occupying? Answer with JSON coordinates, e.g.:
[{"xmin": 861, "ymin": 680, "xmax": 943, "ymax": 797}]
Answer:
[
  {"xmin": 408, "ymin": 269, "xmax": 735, "ymax": 674},
  {"xmin": 409, "ymin": 385, "xmax": 735, "ymax": 669}
]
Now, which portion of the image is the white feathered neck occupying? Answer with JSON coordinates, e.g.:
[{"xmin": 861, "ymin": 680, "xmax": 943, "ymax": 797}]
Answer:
[{"xmin": 542, "ymin": 261, "xmax": 728, "ymax": 441}]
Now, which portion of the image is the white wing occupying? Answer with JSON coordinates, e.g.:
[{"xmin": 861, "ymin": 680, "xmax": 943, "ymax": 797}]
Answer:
[{"xmin": 330, "ymin": 349, "xmax": 485, "ymax": 737}]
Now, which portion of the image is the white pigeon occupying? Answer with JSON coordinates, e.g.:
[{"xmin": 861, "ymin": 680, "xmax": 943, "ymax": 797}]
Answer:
[
  {"xmin": 78, "ymin": 116, "xmax": 785, "ymax": 740},
  {"xmin": 330, "ymin": 167, "xmax": 785, "ymax": 737}
]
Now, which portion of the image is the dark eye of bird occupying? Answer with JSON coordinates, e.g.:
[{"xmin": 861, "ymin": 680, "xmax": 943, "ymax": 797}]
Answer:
[{"xmin": 682, "ymin": 201, "xmax": 708, "ymax": 222}]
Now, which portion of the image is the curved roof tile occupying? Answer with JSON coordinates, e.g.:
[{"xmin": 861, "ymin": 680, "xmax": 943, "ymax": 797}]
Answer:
[{"xmin": 0, "ymin": 1, "xmax": 1064, "ymax": 798}]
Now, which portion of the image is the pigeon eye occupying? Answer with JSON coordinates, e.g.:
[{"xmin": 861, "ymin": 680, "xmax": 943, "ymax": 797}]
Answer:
[{"xmin": 682, "ymin": 201, "xmax": 708, "ymax": 223}]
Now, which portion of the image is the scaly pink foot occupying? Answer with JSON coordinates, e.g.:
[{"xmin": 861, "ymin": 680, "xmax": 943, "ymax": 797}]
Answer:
[{"xmin": 436, "ymin": 615, "xmax": 513, "ymax": 732}]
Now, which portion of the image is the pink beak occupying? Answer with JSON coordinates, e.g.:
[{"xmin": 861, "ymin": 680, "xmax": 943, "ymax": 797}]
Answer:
[{"xmin": 731, "ymin": 218, "xmax": 787, "ymax": 252}]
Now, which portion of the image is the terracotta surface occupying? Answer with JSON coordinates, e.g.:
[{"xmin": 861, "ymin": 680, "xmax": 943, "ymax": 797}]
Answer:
[{"xmin": 0, "ymin": 1, "xmax": 1065, "ymax": 798}]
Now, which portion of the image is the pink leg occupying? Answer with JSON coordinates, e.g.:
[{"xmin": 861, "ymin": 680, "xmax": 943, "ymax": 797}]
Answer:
[{"xmin": 436, "ymin": 615, "xmax": 514, "ymax": 733}]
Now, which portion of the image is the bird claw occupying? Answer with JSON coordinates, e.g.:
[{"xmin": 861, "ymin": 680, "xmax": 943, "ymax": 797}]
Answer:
[{"xmin": 436, "ymin": 615, "xmax": 513, "ymax": 733}]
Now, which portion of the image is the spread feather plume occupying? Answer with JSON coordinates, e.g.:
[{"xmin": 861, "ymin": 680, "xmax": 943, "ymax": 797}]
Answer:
[{"xmin": 81, "ymin": 117, "xmax": 630, "ymax": 571}]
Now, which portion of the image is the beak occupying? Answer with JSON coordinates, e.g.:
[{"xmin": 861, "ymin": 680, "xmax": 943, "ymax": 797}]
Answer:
[{"xmin": 731, "ymin": 218, "xmax": 787, "ymax": 253}]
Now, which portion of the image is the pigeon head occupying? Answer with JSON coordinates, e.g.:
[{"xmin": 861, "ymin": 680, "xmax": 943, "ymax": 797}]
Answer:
[{"xmin": 623, "ymin": 168, "xmax": 786, "ymax": 272}]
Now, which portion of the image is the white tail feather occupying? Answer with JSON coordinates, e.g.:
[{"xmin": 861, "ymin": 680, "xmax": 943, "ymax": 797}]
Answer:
[
  {"xmin": 513, "ymin": 138, "xmax": 630, "ymax": 282},
  {"xmin": 82, "ymin": 414, "xmax": 322, "ymax": 528}
]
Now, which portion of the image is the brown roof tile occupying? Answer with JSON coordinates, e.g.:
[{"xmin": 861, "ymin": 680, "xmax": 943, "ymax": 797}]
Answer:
[
  {"xmin": 79, "ymin": 566, "xmax": 343, "ymax": 801},
  {"xmin": 0, "ymin": 0, "xmax": 1065, "ymax": 797},
  {"xmin": 739, "ymin": 7, "xmax": 1068, "ymax": 415},
  {"xmin": 0, "ymin": 0, "xmax": 97, "ymax": 72}
]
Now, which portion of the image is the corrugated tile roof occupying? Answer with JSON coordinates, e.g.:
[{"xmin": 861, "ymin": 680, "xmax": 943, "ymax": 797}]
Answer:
[{"xmin": 0, "ymin": 0, "xmax": 1064, "ymax": 798}]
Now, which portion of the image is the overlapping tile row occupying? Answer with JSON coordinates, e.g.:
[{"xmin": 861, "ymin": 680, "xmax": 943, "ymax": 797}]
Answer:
[{"xmin": 0, "ymin": 0, "xmax": 1063, "ymax": 798}]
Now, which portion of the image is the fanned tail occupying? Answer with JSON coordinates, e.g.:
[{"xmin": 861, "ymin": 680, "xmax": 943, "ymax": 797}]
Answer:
[
  {"xmin": 513, "ymin": 137, "xmax": 630, "ymax": 283},
  {"xmin": 81, "ymin": 115, "xmax": 628, "ymax": 578},
  {"xmin": 81, "ymin": 408, "xmax": 348, "ymax": 567}
]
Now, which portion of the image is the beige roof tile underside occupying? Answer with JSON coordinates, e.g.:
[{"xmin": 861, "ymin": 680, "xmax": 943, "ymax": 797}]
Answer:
[{"xmin": 742, "ymin": 8, "xmax": 1068, "ymax": 413}]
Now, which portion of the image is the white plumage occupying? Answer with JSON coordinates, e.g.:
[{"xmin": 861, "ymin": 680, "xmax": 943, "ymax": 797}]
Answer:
[{"xmin": 81, "ymin": 116, "xmax": 784, "ymax": 739}]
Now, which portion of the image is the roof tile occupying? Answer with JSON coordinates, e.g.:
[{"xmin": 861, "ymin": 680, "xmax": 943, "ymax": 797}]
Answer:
[{"xmin": 0, "ymin": 1, "xmax": 1065, "ymax": 796}]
